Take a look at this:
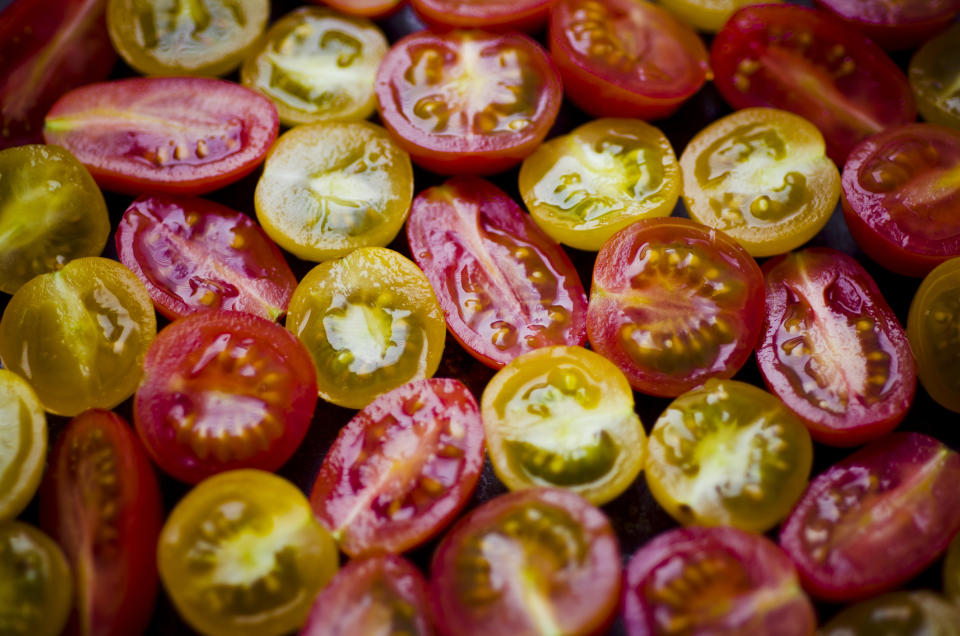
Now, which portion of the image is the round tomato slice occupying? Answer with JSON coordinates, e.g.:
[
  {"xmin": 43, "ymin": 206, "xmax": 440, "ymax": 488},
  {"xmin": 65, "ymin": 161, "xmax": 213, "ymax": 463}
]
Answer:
[
  {"xmin": 946, "ymin": 532, "xmax": 960, "ymax": 604},
  {"xmin": 135, "ymin": 310, "xmax": 318, "ymax": 484},
  {"xmin": 587, "ymin": 217, "xmax": 765, "ymax": 398},
  {"xmin": 679, "ymin": 108, "xmax": 840, "ymax": 257},
  {"xmin": 158, "ymin": 470, "xmax": 339, "ymax": 636},
  {"xmin": 909, "ymin": 23, "xmax": 960, "ymax": 131},
  {"xmin": 286, "ymin": 247, "xmax": 446, "ymax": 410},
  {"xmin": 548, "ymin": 0, "xmax": 710, "ymax": 120},
  {"xmin": 813, "ymin": 0, "xmax": 960, "ymax": 51},
  {"xmin": 374, "ymin": 30, "xmax": 562, "ymax": 175},
  {"xmin": 407, "ymin": 177, "xmax": 588, "ymax": 368},
  {"xmin": 711, "ymin": 4, "xmax": 916, "ymax": 164},
  {"xmin": 39, "ymin": 409, "xmax": 162, "ymax": 636},
  {"xmin": 0, "ymin": 522, "xmax": 73, "ymax": 636},
  {"xmin": 623, "ymin": 526, "xmax": 816, "ymax": 636},
  {"xmin": 116, "ymin": 194, "xmax": 296, "ymax": 321},
  {"xmin": 411, "ymin": 0, "xmax": 553, "ymax": 32},
  {"xmin": 820, "ymin": 591, "xmax": 960, "ymax": 635},
  {"xmin": 842, "ymin": 123, "xmax": 960, "ymax": 277},
  {"xmin": 656, "ymin": 0, "xmax": 781, "ymax": 33},
  {"xmin": 317, "ymin": 0, "xmax": 404, "ymax": 18},
  {"xmin": 43, "ymin": 77, "xmax": 279, "ymax": 196},
  {"xmin": 908, "ymin": 260, "xmax": 960, "ymax": 413},
  {"xmin": 0, "ymin": 369, "xmax": 46, "ymax": 523},
  {"xmin": 758, "ymin": 248, "xmax": 917, "ymax": 446},
  {"xmin": 779, "ymin": 432, "xmax": 960, "ymax": 602},
  {"xmin": 518, "ymin": 118, "xmax": 681, "ymax": 252},
  {"xmin": 430, "ymin": 488, "xmax": 621, "ymax": 636},
  {"xmin": 255, "ymin": 121, "xmax": 413, "ymax": 262},
  {"xmin": 300, "ymin": 554, "xmax": 433, "ymax": 636}
]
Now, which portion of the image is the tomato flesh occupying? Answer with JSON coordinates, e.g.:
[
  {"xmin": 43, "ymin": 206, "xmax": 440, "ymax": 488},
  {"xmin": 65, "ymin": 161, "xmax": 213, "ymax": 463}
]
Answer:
[
  {"xmin": 0, "ymin": 370, "xmax": 46, "ymax": 523},
  {"xmin": 411, "ymin": 0, "xmax": 554, "ymax": 32},
  {"xmin": 0, "ymin": 522, "xmax": 73, "ymax": 636},
  {"xmin": 820, "ymin": 591, "xmax": 960, "ymax": 634},
  {"xmin": 909, "ymin": 23, "xmax": 960, "ymax": 131}
]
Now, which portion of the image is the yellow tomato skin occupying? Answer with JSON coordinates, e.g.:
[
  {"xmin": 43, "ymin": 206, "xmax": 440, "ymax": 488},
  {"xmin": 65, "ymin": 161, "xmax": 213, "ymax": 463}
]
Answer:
[
  {"xmin": 659, "ymin": 0, "xmax": 780, "ymax": 33},
  {"xmin": 0, "ymin": 370, "xmax": 46, "ymax": 522},
  {"xmin": 907, "ymin": 257, "xmax": 960, "ymax": 413},
  {"xmin": 0, "ymin": 521, "xmax": 73, "ymax": 636}
]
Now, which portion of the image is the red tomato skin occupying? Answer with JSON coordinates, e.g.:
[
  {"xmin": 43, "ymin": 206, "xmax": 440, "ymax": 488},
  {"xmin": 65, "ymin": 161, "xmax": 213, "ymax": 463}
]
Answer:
[
  {"xmin": 711, "ymin": 4, "xmax": 916, "ymax": 164},
  {"xmin": 135, "ymin": 310, "xmax": 318, "ymax": 484},
  {"xmin": 411, "ymin": 0, "xmax": 554, "ymax": 33},
  {"xmin": 0, "ymin": 0, "xmax": 116, "ymax": 149},
  {"xmin": 812, "ymin": 0, "xmax": 960, "ymax": 50},
  {"xmin": 779, "ymin": 432, "xmax": 960, "ymax": 602},
  {"xmin": 310, "ymin": 378, "xmax": 484, "ymax": 557},
  {"xmin": 43, "ymin": 77, "xmax": 279, "ymax": 196},
  {"xmin": 407, "ymin": 177, "xmax": 588, "ymax": 369},
  {"xmin": 115, "ymin": 195, "xmax": 297, "ymax": 322},
  {"xmin": 313, "ymin": 0, "xmax": 405, "ymax": 18},
  {"xmin": 39, "ymin": 409, "xmax": 163, "ymax": 636},
  {"xmin": 757, "ymin": 248, "xmax": 917, "ymax": 447}
]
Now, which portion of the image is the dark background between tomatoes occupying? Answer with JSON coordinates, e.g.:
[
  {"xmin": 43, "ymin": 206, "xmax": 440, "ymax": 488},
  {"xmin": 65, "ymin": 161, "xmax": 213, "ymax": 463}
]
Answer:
[{"xmin": 0, "ymin": 0, "xmax": 955, "ymax": 633}]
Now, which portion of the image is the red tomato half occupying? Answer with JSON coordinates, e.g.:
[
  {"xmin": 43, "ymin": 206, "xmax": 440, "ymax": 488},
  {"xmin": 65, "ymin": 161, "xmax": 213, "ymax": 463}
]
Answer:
[
  {"xmin": 407, "ymin": 177, "xmax": 588, "ymax": 369},
  {"xmin": 375, "ymin": 30, "xmax": 562, "ymax": 175},
  {"xmin": 0, "ymin": 0, "xmax": 116, "ymax": 149},
  {"xmin": 711, "ymin": 4, "xmax": 916, "ymax": 164},
  {"xmin": 43, "ymin": 77, "xmax": 278, "ymax": 196},
  {"xmin": 779, "ymin": 432, "xmax": 960, "ymax": 602},
  {"xmin": 310, "ymin": 378, "xmax": 484, "ymax": 557},
  {"xmin": 116, "ymin": 195, "xmax": 297, "ymax": 321},
  {"xmin": 757, "ymin": 248, "xmax": 916, "ymax": 446},
  {"xmin": 813, "ymin": 0, "xmax": 960, "ymax": 50},
  {"xmin": 135, "ymin": 311, "xmax": 318, "ymax": 484},
  {"xmin": 39, "ymin": 409, "xmax": 162, "ymax": 636},
  {"xmin": 411, "ymin": 0, "xmax": 554, "ymax": 32}
]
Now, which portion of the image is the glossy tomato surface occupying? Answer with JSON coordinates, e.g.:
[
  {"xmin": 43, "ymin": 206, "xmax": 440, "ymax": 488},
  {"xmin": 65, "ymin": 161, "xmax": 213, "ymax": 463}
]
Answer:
[
  {"xmin": 657, "ymin": 0, "xmax": 780, "ymax": 33},
  {"xmin": 0, "ymin": 369, "xmax": 46, "ymax": 523},
  {"xmin": 909, "ymin": 22, "xmax": 960, "ymax": 130},
  {"xmin": 408, "ymin": 177, "xmax": 588, "ymax": 368},
  {"xmin": 39, "ymin": 409, "xmax": 162, "ymax": 636},
  {"xmin": 316, "ymin": 0, "xmax": 403, "ymax": 17},
  {"xmin": 0, "ymin": 522, "xmax": 73, "ymax": 636},
  {"xmin": 819, "ymin": 591, "xmax": 960, "ymax": 635},
  {"xmin": 411, "ymin": 0, "xmax": 552, "ymax": 32},
  {"xmin": 136, "ymin": 310, "xmax": 318, "ymax": 484},
  {"xmin": 813, "ymin": 0, "xmax": 960, "ymax": 50},
  {"xmin": 908, "ymin": 258, "xmax": 960, "ymax": 414},
  {"xmin": 758, "ymin": 248, "xmax": 916, "ymax": 446},
  {"xmin": 43, "ymin": 77, "xmax": 278, "ymax": 196},
  {"xmin": 779, "ymin": 432, "xmax": 960, "ymax": 602},
  {"xmin": 116, "ymin": 194, "xmax": 296, "ymax": 321}
]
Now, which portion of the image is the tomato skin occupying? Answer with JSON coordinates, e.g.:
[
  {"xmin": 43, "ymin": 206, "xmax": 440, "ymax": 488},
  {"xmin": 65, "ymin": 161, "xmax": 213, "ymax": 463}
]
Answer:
[
  {"xmin": 0, "ymin": 369, "xmax": 46, "ymax": 523},
  {"xmin": 820, "ymin": 591, "xmax": 960, "ymax": 635},
  {"xmin": 812, "ymin": 0, "xmax": 960, "ymax": 51},
  {"xmin": 779, "ymin": 432, "xmax": 960, "ymax": 602},
  {"xmin": 757, "ymin": 248, "xmax": 916, "ymax": 446},
  {"xmin": 411, "ymin": 0, "xmax": 554, "ymax": 32},
  {"xmin": 43, "ymin": 77, "xmax": 279, "ymax": 196},
  {"xmin": 909, "ymin": 23, "xmax": 960, "ymax": 131},
  {"xmin": 39, "ymin": 409, "xmax": 162, "ymax": 636},
  {"xmin": 314, "ymin": 0, "xmax": 404, "ymax": 18}
]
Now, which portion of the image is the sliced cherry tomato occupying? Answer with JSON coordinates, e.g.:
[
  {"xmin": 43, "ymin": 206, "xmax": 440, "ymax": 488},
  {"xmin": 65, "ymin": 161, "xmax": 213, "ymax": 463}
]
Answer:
[
  {"xmin": 908, "ymin": 259, "xmax": 960, "ymax": 413},
  {"xmin": 0, "ymin": 522, "xmax": 73, "ymax": 636},
  {"xmin": 39, "ymin": 409, "xmax": 162, "ymax": 636},
  {"xmin": 0, "ymin": 256, "xmax": 156, "ymax": 416},
  {"xmin": 116, "ymin": 195, "xmax": 297, "ymax": 321},
  {"xmin": 548, "ymin": 0, "xmax": 710, "ymax": 119},
  {"xmin": 482, "ymin": 346, "xmax": 646, "ymax": 504},
  {"xmin": 106, "ymin": 0, "xmax": 269, "ymax": 77},
  {"xmin": 758, "ymin": 248, "xmax": 916, "ymax": 446},
  {"xmin": 316, "ymin": 0, "xmax": 404, "ymax": 18},
  {"xmin": 430, "ymin": 488, "xmax": 621, "ymax": 636},
  {"xmin": 812, "ymin": 0, "xmax": 960, "ymax": 51},
  {"xmin": 407, "ymin": 177, "xmax": 588, "ymax": 368},
  {"xmin": 622, "ymin": 526, "xmax": 816, "ymax": 636},
  {"xmin": 679, "ymin": 108, "xmax": 840, "ymax": 257},
  {"xmin": 945, "ymin": 532, "xmax": 960, "ymax": 604},
  {"xmin": 518, "ymin": 118, "xmax": 681, "ymax": 252},
  {"xmin": 255, "ymin": 121, "xmax": 413, "ymax": 262},
  {"xmin": 241, "ymin": 7, "xmax": 388, "ymax": 127},
  {"xmin": 820, "ymin": 591, "xmax": 960, "ymax": 635},
  {"xmin": 909, "ymin": 22, "xmax": 960, "ymax": 131},
  {"xmin": 587, "ymin": 217, "xmax": 765, "ymax": 397},
  {"xmin": 158, "ymin": 469, "xmax": 339, "ymax": 636},
  {"xmin": 43, "ymin": 77, "xmax": 279, "ymax": 196},
  {"xmin": 411, "ymin": 0, "xmax": 553, "ymax": 32},
  {"xmin": 655, "ymin": 0, "xmax": 780, "ymax": 33},
  {"xmin": 779, "ymin": 432, "xmax": 960, "ymax": 602},
  {"xmin": 645, "ymin": 379, "xmax": 812, "ymax": 533},
  {"xmin": 286, "ymin": 247, "xmax": 446, "ymax": 410},
  {"xmin": 300, "ymin": 554, "xmax": 433, "ymax": 636},
  {"xmin": 0, "ymin": 369, "xmax": 46, "ymax": 523},
  {"xmin": 842, "ymin": 123, "xmax": 960, "ymax": 277},
  {"xmin": 135, "ymin": 310, "xmax": 318, "ymax": 484},
  {"xmin": 374, "ymin": 30, "xmax": 562, "ymax": 175},
  {"xmin": 711, "ymin": 4, "xmax": 916, "ymax": 163},
  {"xmin": 0, "ymin": 0, "xmax": 116, "ymax": 149}
]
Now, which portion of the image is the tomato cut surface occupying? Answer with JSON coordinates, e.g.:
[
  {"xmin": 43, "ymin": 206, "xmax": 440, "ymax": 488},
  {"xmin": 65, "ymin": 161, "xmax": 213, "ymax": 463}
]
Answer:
[
  {"xmin": 0, "ymin": 370, "xmax": 46, "ymax": 523},
  {"xmin": 758, "ymin": 248, "xmax": 916, "ymax": 446},
  {"xmin": 909, "ymin": 23, "xmax": 960, "ymax": 131},
  {"xmin": 411, "ymin": 0, "xmax": 553, "ymax": 32},
  {"xmin": 0, "ymin": 522, "xmax": 73, "ymax": 636},
  {"xmin": 407, "ymin": 177, "xmax": 588, "ymax": 368},
  {"xmin": 779, "ymin": 432, "xmax": 960, "ymax": 602},
  {"xmin": 39, "ymin": 409, "xmax": 162, "ymax": 636},
  {"xmin": 136, "ymin": 310, "xmax": 318, "ymax": 484},
  {"xmin": 656, "ymin": 0, "xmax": 780, "ymax": 33},
  {"xmin": 587, "ymin": 217, "xmax": 765, "ymax": 397},
  {"xmin": 909, "ymin": 260, "xmax": 960, "ymax": 414},
  {"xmin": 43, "ymin": 77, "xmax": 278, "ymax": 196},
  {"xmin": 813, "ymin": 0, "xmax": 960, "ymax": 51},
  {"xmin": 820, "ymin": 591, "xmax": 960, "ymax": 635}
]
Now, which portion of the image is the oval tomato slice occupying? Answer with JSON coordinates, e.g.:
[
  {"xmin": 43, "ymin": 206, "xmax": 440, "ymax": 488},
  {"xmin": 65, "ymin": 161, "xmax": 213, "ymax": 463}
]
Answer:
[
  {"xmin": 430, "ymin": 488, "xmax": 621, "ymax": 636},
  {"xmin": 0, "ymin": 521, "xmax": 73, "ymax": 636},
  {"xmin": 909, "ymin": 23, "xmax": 960, "ymax": 131},
  {"xmin": 135, "ymin": 310, "xmax": 318, "ymax": 484},
  {"xmin": 779, "ymin": 432, "xmax": 960, "ymax": 602},
  {"xmin": 411, "ymin": 0, "xmax": 553, "ymax": 32},
  {"xmin": 913, "ymin": 261, "xmax": 960, "ymax": 413},
  {"xmin": 757, "ymin": 248, "xmax": 916, "ymax": 446},
  {"xmin": 116, "ymin": 194, "xmax": 296, "ymax": 321},
  {"xmin": 587, "ymin": 217, "xmax": 765, "ymax": 398},
  {"xmin": 0, "ymin": 369, "xmax": 46, "ymax": 523},
  {"xmin": 819, "ymin": 591, "xmax": 960, "ymax": 635},
  {"xmin": 623, "ymin": 526, "xmax": 816, "ymax": 636},
  {"xmin": 407, "ymin": 177, "xmax": 588, "ymax": 368},
  {"xmin": 711, "ymin": 4, "xmax": 916, "ymax": 163},
  {"xmin": 813, "ymin": 0, "xmax": 960, "ymax": 51},
  {"xmin": 39, "ymin": 409, "xmax": 162, "ymax": 636},
  {"xmin": 43, "ymin": 77, "xmax": 278, "ymax": 196}
]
